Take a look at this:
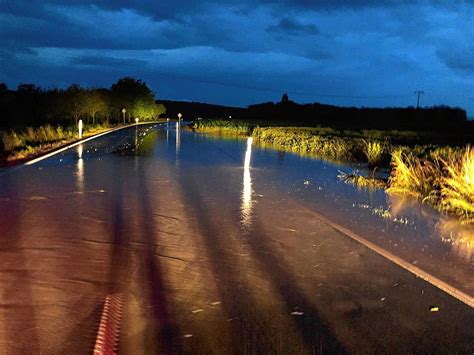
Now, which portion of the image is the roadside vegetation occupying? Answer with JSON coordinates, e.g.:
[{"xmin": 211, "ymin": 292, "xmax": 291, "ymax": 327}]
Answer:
[
  {"xmin": 388, "ymin": 147, "xmax": 474, "ymax": 222},
  {"xmin": 193, "ymin": 119, "xmax": 474, "ymax": 222},
  {"xmin": 0, "ymin": 77, "xmax": 166, "ymax": 165},
  {"xmin": 193, "ymin": 120, "xmax": 253, "ymax": 135},
  {"xmin": 0, "ymin": 123, "xmax": 117, "ymax": 164},
  {"xmin": 338, "ymin": 170, "xmax": 386, "ymax": 190}
]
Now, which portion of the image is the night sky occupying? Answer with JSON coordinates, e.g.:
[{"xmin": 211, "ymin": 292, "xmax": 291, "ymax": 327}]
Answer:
[{"xmin": 1, "ymin": 1, "xmax": 473, "ymax": 116}]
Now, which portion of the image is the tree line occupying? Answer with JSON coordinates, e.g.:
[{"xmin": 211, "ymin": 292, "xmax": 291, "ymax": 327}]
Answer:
[
  {"xmin": 245, "ymin": 94, "xmax": 468, "ymax": 132},
  {"xmin": 158, "ymin": 94, "xmax": 470, "ymax": 134},
  {"xmin": 0, "ymin": 77, "xmax": 166, "ymax": 129}
]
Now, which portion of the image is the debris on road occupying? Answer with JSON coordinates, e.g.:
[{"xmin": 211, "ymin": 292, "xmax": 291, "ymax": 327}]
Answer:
[{"xmin": 291, "ymin": 311, "xmax": 304, "ymax": 316}]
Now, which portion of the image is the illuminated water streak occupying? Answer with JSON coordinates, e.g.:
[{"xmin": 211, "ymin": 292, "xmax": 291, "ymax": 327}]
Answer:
[
  {"xmin": 175, "ymin": 122, "xmax": 181, "ymax": 162},
  {"xmin": 134, "ymin": 126, "xmax": 138, "ymax": 148},
  {"xmin": 76, "ymin": 145, "xmax": 84, "ymax": 192},
  {"xmin": 241, "ymin": 137, "xmax": 253, "ymax": 229}
]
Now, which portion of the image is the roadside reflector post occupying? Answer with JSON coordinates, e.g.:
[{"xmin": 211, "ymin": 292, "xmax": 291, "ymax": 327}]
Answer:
[{"xmin": 78, "ymin": 119, "xmax": 83, "ymax": 139}]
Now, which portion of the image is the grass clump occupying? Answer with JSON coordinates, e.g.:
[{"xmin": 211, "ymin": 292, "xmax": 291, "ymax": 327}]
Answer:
[
  {"xmin": 192, "ymin": 120, "xmax": 253, "ymax": 135},
  {"xmin": 386, "ymin": 149, "xmax": 442, "ymax": 202},
  {"xmin": 364, "ymin": 140, "xmax": 385, "ymax": 166},
  {"xmin": 440, "ymin": 147, "xmax": 474, "ymax": 221},
  {"xmin": 387, "ymin": 145, "xmax": 474, "ymax": 222}
]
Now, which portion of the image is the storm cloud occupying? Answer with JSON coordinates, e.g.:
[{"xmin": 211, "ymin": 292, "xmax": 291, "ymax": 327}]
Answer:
[{"xmin": 0, "ymin": 0, "xmax": 473, "ymax": 115}]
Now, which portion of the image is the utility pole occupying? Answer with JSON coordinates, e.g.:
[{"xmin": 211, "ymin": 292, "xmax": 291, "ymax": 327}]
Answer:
[{"xmin": 414, "ymin": 90, "xmax": 424, "ymax": 109}]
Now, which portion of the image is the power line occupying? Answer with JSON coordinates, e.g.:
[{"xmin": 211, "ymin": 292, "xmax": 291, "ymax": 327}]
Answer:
[{"xmin": 152, "ymin": 71, "xmax": 414, "ymax": 100}]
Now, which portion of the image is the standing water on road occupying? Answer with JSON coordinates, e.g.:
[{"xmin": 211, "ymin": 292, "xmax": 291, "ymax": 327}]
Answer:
[{"xmin": 0, "ymin": 123, "xmax": 472, "ymax": 353}]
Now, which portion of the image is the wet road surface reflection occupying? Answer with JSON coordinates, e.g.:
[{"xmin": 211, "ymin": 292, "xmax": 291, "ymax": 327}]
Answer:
[{"xmin": 0, "ymin": 123, "xmax": 472, "ymax": 353}]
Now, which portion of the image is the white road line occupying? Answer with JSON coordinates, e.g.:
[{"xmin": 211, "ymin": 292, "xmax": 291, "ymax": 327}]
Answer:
[{"xmin": 309, "ymin": 209, "xmax": 474, "ymax": 308}]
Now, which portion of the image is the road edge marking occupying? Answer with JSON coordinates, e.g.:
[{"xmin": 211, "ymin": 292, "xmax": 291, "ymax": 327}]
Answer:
[
  {"xmin": 308, "ymin": 209, "xmax": 474, "ymax": 308},
  {"xmin": 24, "ymin": 123, "xmax": 160, "ymax": 166}
]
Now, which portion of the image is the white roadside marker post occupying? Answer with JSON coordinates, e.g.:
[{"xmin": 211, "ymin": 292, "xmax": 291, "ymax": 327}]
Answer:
[{"xmin": 78, "ymin": 119, "xmax": 83, "ymax": 139}]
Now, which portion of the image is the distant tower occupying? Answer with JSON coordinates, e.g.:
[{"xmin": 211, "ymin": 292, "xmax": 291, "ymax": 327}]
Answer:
[{"xmin": 281, "ymin": 93, "xmax": 289, "ymax": 103}]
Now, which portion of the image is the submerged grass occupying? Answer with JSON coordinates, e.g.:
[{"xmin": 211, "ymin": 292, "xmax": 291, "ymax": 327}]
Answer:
[{"xmin": 338, "ymin": 170, "xmax": 386, "ymax": 190}]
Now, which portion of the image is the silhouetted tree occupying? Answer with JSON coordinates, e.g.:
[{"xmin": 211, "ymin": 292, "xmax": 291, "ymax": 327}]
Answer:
[
  {"xmin": 84, "ymin": 89, "xmax": 107, "ymax": 125},
  {"xmin": 0, "ymin": 83, "xmax": 7, "ymax": 94},
  {"xmin": 65, "ymin": 84, "xmax": 86, "ymax": 125},
  {"xmin": 111, "ymin": 77, "xmax": 155, "ymax": 121}
]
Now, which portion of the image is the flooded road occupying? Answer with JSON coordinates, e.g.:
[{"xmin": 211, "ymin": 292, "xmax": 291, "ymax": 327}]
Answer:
[{"xmin": 0, "ymin": 123, "xmax": 473, "ymax": 354}]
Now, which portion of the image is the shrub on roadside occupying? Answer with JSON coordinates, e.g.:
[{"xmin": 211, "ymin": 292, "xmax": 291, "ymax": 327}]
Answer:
[{"xmin": 440, "ymin": 146, "xmax": 474, "ymax": 221}]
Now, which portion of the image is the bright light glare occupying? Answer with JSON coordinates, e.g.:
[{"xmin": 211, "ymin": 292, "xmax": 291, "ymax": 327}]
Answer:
[{"xmin": 241, "ymin": 137, "xmax": 253, "ymax": 229}]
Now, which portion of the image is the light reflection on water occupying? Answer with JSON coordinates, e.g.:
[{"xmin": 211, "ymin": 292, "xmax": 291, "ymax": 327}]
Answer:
[
  {"xmin": 241, "ymin": 137, "xmax": 253, "ymax": 230},
  {"xmin": 387, "ymin": 193, "xmax": 474, "ymax": 265},
  {"xmin": 176, "ymin": 122, "xmax": 180, "ymax": 157},
  {"xmin": 76, "ymin": 144, "xmax": 84, "ymax": 192}
]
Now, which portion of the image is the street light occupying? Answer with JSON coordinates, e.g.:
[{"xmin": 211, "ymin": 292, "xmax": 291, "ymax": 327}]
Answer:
[
  {"xmin": 122, "ymin": 108, "xmax": 126, "ymax": 125},
  {"xmin": 135, "ymin": 117, "xmax": 139, "ymax": 124},
  {"xmin": 178, "ymin": 113, "xmax": 182, "ymax": 123}
]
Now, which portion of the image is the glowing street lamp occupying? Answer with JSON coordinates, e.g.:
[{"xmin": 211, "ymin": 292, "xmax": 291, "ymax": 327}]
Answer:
[
  {"xmin": 121, "ymin": 108, "xmax": 126, "ymax": 124},
  {"xmin": 178, "ymin": 113, "xmax": 182, "ymax": 123},
  {"xmin": 135, "ymin": 117, "xmax": 139, "ymax": 124}
]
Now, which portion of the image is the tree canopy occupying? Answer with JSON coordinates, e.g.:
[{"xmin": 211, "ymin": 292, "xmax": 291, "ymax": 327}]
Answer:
[{"xmin": 0, "ymin": 77, "xmax": 166, "ymax": 129}]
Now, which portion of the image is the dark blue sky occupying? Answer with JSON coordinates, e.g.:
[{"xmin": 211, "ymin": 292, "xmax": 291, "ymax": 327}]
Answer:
[{"xmin": 1, "ymin": 0, "xmax": 473, "ymax": 116}]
